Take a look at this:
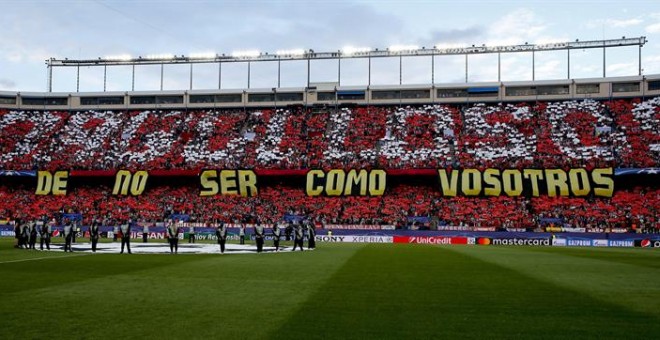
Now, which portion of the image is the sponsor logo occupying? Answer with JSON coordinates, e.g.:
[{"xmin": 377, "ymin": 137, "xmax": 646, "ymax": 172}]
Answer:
[
  {"xmin": 477, "ymin": 237, "xmax": 492, "ymax": 245},
  {"xmin": 609, "ymin": 240, "xmax": 634, "ymax": 247},
  {"xmin": 552, "ymin": 238, "xmax": 567, "ymax": 246},
  {"xmin": 0, "ymin": 231, "xmax": 15, "ymax": 237},
  {"xmin": 394, "ymin": 236, "xmax": 442, "ymax": 244},
  {"xmin": 491, "ymin": 238, "xmax": 551, "ymax": 246},
  {"xmin": 407, "ymin": 237, "xmax": 451, "ymax": 245},
  {"xmin": 315, "ymin": 235, "xmax": 393, "ymax": 243},
  {"xmin": 394, "ymin": 236, "xmax": 468, "ymax": 245},
  {"xmin": 315, "ymin": 236, "xmax": 346, "ymax": 243},
  {"xmin": 593, "ymin": 239, "xmax": 609, "ymax": 247},
  {"xmin": 128, "ymin": 232, "xmax": 168, "ymax": 239},
  {"xmin": 349, "ymin": 236, "xmax": 392, "ymax": 243},
  {"xmin": 567, "ymin": 239, "xmax": 592, "ymax": 247},
  {"xmin": 633, "ymin": 239, "xmax": 660, "ymax": 248}
]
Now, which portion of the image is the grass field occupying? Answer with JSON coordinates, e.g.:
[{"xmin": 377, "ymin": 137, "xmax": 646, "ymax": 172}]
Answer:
[{"xmin": 1, "ymin": 238, "xmax": 659, "ymax": 339}]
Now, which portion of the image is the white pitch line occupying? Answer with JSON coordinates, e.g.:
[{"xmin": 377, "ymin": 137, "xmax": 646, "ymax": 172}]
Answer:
[{"xmin": 0, "ymin": 253, "xmax": 90, "ymax": 264}]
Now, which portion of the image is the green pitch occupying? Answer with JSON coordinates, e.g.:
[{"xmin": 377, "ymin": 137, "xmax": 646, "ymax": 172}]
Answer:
[{"xmin": 1, "ymin": 239, "xmax": 659, "ymax": 339}]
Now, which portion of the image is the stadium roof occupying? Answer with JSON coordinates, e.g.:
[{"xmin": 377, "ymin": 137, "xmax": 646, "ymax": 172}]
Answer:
[
  {"xmin": 44, "ymin": 37, "xmax": 648, "ymax": 93},
  {"xmin": 47, "ymin": 37, "xmax": 646, "ymax": 66}
]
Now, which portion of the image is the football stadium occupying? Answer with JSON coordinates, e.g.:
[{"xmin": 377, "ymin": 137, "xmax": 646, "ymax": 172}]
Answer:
[{"xmin": 1, "ymin": 2, "xmax": 660, "ymax": 339}]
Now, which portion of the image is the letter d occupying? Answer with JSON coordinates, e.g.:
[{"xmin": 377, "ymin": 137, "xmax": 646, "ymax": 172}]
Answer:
[{"xmin": 35, "ymin": 171, "xmax": 53, "ymax": 195}]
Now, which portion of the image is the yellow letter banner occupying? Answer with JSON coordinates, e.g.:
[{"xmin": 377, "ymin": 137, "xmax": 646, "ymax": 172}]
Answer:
[{"xmin": 436, "ymin": 168, "xmax": 614, "ymax": 197}]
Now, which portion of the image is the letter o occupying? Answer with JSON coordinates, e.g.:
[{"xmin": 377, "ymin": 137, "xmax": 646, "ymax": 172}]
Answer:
[{"xmin": 326, "ymin": 170, "xmax": 345, "ymax": 196}]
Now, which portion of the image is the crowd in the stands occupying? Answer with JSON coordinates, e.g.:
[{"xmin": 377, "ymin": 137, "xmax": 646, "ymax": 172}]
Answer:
[
  {"xmin": 0, "ymin": 98, "xmax": 658, "ymax": 231},
  {"xmin": 0, "ymin": 98, "xmax": 658, "ymax": 170},
  {"xmin": 0, "ymin": 184, "xmax": 657, "ymax": 231}
]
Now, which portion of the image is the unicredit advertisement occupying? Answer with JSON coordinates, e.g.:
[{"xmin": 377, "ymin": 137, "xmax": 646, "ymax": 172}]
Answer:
[{"xmin": 393, "ymin": 236, "xmax": 473, "ymax": 245}]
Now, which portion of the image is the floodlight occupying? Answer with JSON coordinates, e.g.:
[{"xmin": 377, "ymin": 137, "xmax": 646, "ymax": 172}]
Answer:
[
  {"xmin": 435, "ymin": 43, "xmax": 467, "ymax": 50},
  {"xmin": 104, "ymin": 54, "xmax": 132, "ymax": 61},
  {"xmin": 389, "ymin": 45, "xmax": 419, "ymax": 52},
  {"xmin": 341, "ymin": 46, "xmax": 371, "ymax": 55},
  {"xmin": 275, "ymin": 49, "xmax": 306, "ymax": 56},
  {"xmin": 146, "ymin": 54, "xmax": 175, "ymax": 60},
  {"xmin": 189, "ymin": 52, "xmax": 217, "ymax": 59},
  {"xmin": 232, "ymin": 50, "xmax": 260, "ymax": 58}
]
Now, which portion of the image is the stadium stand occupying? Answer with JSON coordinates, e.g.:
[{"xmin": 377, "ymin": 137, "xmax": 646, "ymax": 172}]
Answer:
[
  {"xmin": 0, "ymin": 98, "xmax": 658, "ymax": 231},
  {"xmin": 0, "ymin": 184, "xmax": 657, "ymax": 231},
  {"xmin": 0, "ymin": 98, "xmax": 658, "ymax": 170}
]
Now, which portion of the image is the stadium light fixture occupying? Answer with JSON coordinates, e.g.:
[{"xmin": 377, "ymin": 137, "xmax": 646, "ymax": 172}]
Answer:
[
  {"xmin": 275, "ymin": 49, "xmax": 306, "ymax": 56},
  {"xmin": 389, "ymin": 45, "xmax": 419, "ymax": 52},
  {"xmin": 189, "ymin": 52, "xmax": 217, "ymax": 59},
  {"xmin": 104, "ymin": 54, "xmax": 132, "ymax": 61},
  {"xmin": 435, "ymin": 43, "xmax": 468, "ymax": 50},
  {"xmin": 341, "ymin": 46, "xmax": 371, "ymax": 56},
  {"xmin": 232, "ymin": 50, "xmax": 260, "ymax": 58},
  {"xmin": 146, "ymin": 54, "xmax": 175, "ymax": 60},
  {"xmin": 535, "ymin": 38, "xmax": 566, "ymax": 45}
]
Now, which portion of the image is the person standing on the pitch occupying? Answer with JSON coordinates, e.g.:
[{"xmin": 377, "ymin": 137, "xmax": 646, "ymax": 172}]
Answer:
[
  {"xmin": 239, "ymin": 223, "xmax": 246, "ymax": 245},
  {"xmin": 254, "ymin": 222, "xmax": 265, "ymax": 253},
  {"xmin": 216, "ymin": 221, "xmax": 227, "ymax": 254},
  {"xmin": 306, "ymin": 221, "xmax": 316, "ymax": 249},
  {"xmin": 28, "ymin": 221, "xmax": 38, "ymax": 250},
  {"xmin": 72, "ymin": 221, "xmax": 78, "ymax": 243},
  {"xmin": 113, "ymin": 225, "xmax": 119, "ymax": 242},
  {"xmin": 272, "ymin": 222, "xmax": 282, "ymax": 252},
  {"xmin": 12, "ymin": 220, "xmax": 19, "ymax": 248},
  {"xmin": 285, "ymin": 222, "xmax": 292, "ymax": 241},
  {"xmin": 35, "ymin": 220, "xmax": 43, "ymax": 249},
  {"xmin": 188, "ymin": 225, "xmax": 196, "ymax": 244},
  {"xmin": 20, "ymin": 220, "xmax": 29, "ymax": 249},
  {"xmin": 292, "ymin": 222, "xmax": 304, "ymax": 251},
  {"xmin": 120, "ymin": 220, "xmax": 132, "ymax": 254},
  {"xmin": 63, "ymin": 219, "xmax": 74, "ymax": 252},
  {"xmin": 13, "ymin": 220, "xmax": 20, "ymax": 249},
  {"xmin": 90, "ymin": 219, "xmax": 100, "ymax": 253},
  {"xmin": 39, "ymin": 219, "xmax": 51, "ymax": 251},
  {"xmin": 167, "ymin": 220, "xmax": 180, "ymax": 254},
  {"xmin": 142, "ymin": 223, "xmax": 149, "ymax": 243}
]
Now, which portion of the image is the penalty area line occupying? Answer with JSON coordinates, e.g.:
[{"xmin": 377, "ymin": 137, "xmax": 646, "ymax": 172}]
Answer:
[{"xmin": 0, "ymin": 253, "xmax": 90, "ymax": 264}]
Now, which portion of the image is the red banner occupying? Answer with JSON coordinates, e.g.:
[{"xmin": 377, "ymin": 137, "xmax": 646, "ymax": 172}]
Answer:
[{"xmin": 393, "ymin": 236, "xmax": 471, "ymax": 245}]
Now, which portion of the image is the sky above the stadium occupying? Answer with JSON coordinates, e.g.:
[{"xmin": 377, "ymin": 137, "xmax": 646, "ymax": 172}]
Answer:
[{"xmin": 1, "ymin": 0, "xmax": 659, "ymax": 92}]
